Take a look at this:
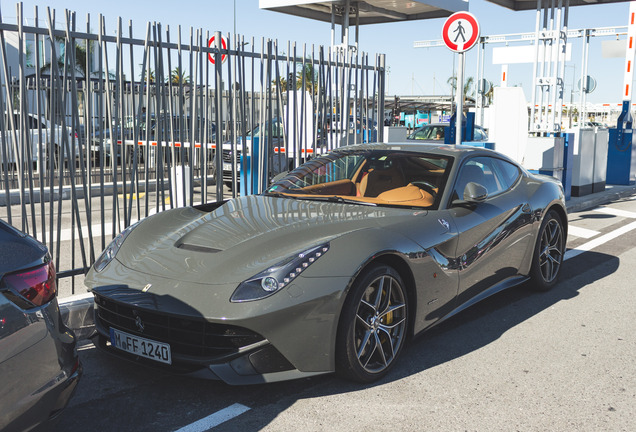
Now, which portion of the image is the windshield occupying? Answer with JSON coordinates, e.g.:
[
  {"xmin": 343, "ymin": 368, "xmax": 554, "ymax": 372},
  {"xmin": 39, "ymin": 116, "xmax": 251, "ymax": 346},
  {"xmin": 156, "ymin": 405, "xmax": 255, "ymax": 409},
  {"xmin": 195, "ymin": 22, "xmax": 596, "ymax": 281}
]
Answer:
[{"xmin": 265, "ymin": 149, "xmax": 452, "ymax": 209}]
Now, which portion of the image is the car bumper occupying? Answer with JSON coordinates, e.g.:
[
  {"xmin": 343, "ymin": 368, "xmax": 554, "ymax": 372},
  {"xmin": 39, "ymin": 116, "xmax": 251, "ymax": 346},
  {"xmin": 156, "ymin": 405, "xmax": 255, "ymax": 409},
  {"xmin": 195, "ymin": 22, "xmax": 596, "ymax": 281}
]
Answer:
[{"xmin": 88, "ymin": 273, "xmax": 348, "ymax": 385}]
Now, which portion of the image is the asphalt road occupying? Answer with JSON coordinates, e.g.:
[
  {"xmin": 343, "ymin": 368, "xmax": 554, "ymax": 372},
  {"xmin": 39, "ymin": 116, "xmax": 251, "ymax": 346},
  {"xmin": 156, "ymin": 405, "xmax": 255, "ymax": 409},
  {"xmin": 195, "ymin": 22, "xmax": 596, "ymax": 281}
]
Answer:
[{"xmin": 51, "ymin": 196, "xmax": 636, "ymax": 432}]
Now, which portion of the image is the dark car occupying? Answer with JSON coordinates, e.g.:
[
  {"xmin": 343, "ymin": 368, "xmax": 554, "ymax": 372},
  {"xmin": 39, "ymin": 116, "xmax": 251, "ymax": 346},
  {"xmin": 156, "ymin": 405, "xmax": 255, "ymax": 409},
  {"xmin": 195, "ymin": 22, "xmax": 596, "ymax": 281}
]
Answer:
[
  {"xmin": 0, "ymin": 219, "xmax": 81, "ymax": 431},
  {"xmin": 407, "ymin": 123, "xmax": 489, "ymax": 143},
  {"xmin": 85, "ymin": 143, "xmax": 566, "ymax": 385}
]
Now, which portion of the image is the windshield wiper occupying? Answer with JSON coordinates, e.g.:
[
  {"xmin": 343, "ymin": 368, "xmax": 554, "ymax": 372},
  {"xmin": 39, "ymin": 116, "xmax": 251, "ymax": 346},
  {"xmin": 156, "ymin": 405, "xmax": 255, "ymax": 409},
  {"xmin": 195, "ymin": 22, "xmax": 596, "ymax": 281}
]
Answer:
[
  {"xmin": 293, "ymin": 195, "xmax": 377, "ymax": 206},
  {"xmin": 263, "ymin": 191, "xmax": 295, "ymax": 199}
]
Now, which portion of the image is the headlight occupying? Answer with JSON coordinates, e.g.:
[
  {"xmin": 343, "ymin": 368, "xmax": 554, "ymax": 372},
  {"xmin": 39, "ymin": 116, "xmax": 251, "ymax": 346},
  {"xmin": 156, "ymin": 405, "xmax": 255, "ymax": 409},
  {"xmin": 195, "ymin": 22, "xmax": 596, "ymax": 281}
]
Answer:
[
  {"xmin": 93, "ymin": 221, "xmax": 140, "ymax": 272},
  {"xmin": 231, "ymin": 243, "xmax": 330, "ymax": 302}
]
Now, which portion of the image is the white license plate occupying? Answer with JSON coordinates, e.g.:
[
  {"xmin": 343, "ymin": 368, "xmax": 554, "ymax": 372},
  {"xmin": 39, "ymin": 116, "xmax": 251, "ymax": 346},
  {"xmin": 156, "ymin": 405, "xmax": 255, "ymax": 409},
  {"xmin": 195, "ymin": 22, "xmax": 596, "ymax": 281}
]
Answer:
[
  {"xmin": 223, "ymin": 162, "xmax": 233, "ymax": 171},
  {"xmin": 109, "ymin": 328, "xmax": 172, "ymax": 365}
]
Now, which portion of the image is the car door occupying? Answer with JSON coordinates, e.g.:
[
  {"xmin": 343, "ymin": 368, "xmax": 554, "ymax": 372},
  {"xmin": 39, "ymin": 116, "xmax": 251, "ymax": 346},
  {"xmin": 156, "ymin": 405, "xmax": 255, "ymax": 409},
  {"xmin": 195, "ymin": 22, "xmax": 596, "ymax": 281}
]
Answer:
[{"xmin": 448, "ymin": 156, "xmax": 534, "ymax": 305}]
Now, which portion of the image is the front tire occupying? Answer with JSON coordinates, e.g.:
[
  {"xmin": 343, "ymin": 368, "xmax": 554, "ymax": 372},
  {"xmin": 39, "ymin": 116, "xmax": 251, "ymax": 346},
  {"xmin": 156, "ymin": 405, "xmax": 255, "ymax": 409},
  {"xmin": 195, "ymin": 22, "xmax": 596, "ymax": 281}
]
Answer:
[
  {"xmin": 529, "ymin": 209, "xmax": 565, "ymax": 291},
  {"xmin": 336, "ymin": 265, "xmax": 408, "ymax": 383}
]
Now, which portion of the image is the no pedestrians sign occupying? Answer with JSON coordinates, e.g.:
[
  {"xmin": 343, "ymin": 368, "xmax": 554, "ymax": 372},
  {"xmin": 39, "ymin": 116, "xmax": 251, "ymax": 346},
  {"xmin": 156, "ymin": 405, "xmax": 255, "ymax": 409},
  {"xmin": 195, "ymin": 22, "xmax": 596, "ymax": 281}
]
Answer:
[{"xmin": 442, "ymin": 12, "xmax": 480, "ymax": 53}]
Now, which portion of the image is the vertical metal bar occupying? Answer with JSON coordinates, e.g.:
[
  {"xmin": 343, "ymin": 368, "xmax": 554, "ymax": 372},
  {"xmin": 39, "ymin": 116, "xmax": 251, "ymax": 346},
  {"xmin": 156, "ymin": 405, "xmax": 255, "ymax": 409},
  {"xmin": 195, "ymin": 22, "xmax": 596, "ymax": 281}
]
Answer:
[
  {"xmin": 556, "ymin": 0, "xmax": 569, "ymax": 132},
  {"xmin": 165, "ymin": 25, "xmax": 176, "ymax": 209},
  {"xmin": 64, "ymin": 10, "xmax": 91, "ymax": 277},
  {"xmin": 85, "ymin": 13, "xmax": 97, "ymax": 264},
  {"xmin": 189, "ymin": 27, "xmax": 197, "ymax": 206},
  {"xmin": 17, "ymin": 4, "xmax": 38, "ymax": 237},
  {"xmin": 226, "ymin": 33, "xmax": 237, "ymax": 195},
  {"xmin": 214, "ymin": 31, "xmax": 223, "ymax": 202},
  {"xmin": 128, "ymin": 19, "xmax": 142, "ymax": 224},
  {"xmin": 34, "ymin": 6, "xmax": 45, "ymax": 244},
  {"xmin": 0, "ymin": 5, "xmax": 17, "ymax": 227},
  {"xmin": 142, "ymin": 23, "xmax": 151, "ymax": 218},
  {"xmin": 300, "ymin": 44, "xmax": 307, "ymax": 160},
  {"xmin": 98, "ymin": 14, "xmax": 106, "ymax": 249},
  {"xmin": 530, "ymin": 0, "xmax": 542, "ymax": 134},
  {"xmin": 579, "ymin": 29, "xmax": 590, "ymax": 125}
]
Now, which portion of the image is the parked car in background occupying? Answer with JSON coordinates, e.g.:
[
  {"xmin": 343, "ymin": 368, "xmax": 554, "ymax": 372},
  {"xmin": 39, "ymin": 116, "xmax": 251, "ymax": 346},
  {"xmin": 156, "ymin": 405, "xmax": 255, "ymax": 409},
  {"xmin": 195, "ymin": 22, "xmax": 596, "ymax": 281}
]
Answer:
[
  {"xmin": 407, "ymin": 122, "xmax": 489, "ymax": 143},
  {"xmin": 0, "ymin": 219, "xmax": 81, "ymax": 431},
  {"xmin": 91, "ymin": 115, "xmax": 216, "ymax": 164},
  {"xmin": 2, "ymin": 111, "xmax": 80, "ymax": 165},
  {"xmin": 85, "ymin": 143, "xmax": 566, "ymax": 385}
]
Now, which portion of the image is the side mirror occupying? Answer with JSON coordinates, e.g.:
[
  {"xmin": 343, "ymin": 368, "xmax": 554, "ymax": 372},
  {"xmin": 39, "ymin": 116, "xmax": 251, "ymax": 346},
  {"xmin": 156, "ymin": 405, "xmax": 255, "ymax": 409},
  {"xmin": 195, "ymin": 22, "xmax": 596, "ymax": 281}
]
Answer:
[
  {"xmin": 451, "ymin": 182, "xmax": 488, "ymax": 207},
  {"xmin": 464, "ymin": 182, "xmax": 488, "ymax": 202}
]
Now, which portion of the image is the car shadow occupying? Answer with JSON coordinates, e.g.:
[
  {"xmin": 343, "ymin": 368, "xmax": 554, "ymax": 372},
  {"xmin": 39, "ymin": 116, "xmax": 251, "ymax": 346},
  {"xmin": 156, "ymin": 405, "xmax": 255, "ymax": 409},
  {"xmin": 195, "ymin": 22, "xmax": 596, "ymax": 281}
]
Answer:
[
  {"xmin": 212, "ymin": 250, "xmax": 620, "ymax": 431},
  {"xmin": 52, "ymin": 250, "xmax": 619, "ymax": 432}
]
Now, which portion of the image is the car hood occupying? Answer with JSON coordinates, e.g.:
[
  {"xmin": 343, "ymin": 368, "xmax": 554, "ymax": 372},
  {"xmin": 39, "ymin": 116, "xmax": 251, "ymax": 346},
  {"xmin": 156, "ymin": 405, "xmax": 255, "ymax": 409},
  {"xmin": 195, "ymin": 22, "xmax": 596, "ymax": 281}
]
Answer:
[{"xmin": 113, "ymin": 195, "xmax": 421, "ymax": 285}]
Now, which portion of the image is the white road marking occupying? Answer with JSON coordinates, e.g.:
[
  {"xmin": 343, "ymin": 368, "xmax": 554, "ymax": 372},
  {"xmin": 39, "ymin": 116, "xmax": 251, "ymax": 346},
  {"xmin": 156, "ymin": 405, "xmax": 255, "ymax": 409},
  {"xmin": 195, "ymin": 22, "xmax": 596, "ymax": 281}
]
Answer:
[
  {"xmin": 567, "ymin": 226, "xmax": 600, "ymax": 239},
  {"xmin": 594, "ymin": 206, "xmax": 636, "ymax": 219},
  {"xmin": 565, "ymin": 220, "xmax": 636, "ymax": 261},
  {"xmin": 174, "ymin": 404, "xmax": 250, "ymax": 432}
]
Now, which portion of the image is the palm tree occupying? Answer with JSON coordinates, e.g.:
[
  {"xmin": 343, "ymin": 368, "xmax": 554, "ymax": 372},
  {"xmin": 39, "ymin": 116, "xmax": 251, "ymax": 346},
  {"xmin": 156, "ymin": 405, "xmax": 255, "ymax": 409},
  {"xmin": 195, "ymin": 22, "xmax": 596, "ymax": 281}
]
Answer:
[
  {"xmin": 447, "ymin": 75, "xmax": 475, "ymax": 98},
  {"xmin": 140, "ymin": 67, "xmax": 155, "ymax": 84},
  {"xmin": 168, "ymin": 67, "xmax": 190, "ymax": 85},
  {"xmin": 484, "ymin": 81, "xmax": 495, "ymax": 105},
  {"xmin": 271, "ymin": 76, "xmax": 287, "ymax": 92},
  {"xmin": 40, "ymin": 36, "xmax": 89, "ymax": 78},
  {"xmin": 296, "ymin": 63, "xmax": 318, "ymax": 94}
]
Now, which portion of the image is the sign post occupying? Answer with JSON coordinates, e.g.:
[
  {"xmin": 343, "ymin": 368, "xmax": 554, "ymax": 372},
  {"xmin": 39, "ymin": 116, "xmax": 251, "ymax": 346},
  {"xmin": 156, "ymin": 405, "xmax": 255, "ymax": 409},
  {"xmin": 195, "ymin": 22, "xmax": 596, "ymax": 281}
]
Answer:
[
  {"xmin": 442, "ymin": 12, "xmax": 480, "ymax": 145},
  {"xmin": 208, "ymin": 35, "xmax": 228, "ymax": 65}
]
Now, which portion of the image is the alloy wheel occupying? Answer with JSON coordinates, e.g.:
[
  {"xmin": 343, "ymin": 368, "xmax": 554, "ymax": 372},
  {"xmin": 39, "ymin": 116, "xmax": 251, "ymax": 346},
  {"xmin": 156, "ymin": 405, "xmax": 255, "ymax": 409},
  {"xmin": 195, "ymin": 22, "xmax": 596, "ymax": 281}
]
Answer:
[
  {"xmin": 354, "ymin": 274, "xmax": 407, "ymax": 374},
  {"xmin": 539, "ymin": 218, "xmax": 564, "ymax": 283}
]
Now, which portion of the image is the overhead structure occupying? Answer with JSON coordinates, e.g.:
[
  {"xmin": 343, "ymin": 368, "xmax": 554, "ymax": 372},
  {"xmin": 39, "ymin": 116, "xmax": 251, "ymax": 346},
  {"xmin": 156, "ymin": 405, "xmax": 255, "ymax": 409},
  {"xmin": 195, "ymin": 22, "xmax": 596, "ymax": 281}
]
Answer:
[
  {"xmin": 485, "ymin": 0, "xmax": 630, "ymax": 11},
  {"xmin": 260, "ymin": 1, "xmax": 468, "ymax": 25},
  {"xmin": 260, "ymin": 1, "xmax": 468, "ymax": 47}
]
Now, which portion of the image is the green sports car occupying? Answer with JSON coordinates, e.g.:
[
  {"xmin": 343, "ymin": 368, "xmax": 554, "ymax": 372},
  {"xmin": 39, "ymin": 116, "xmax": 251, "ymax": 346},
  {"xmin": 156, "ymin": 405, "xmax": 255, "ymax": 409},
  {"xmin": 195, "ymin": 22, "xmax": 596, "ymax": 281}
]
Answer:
[{"xmin": 86, "ymin": 143, "xmax": 567, "ymax": 384}]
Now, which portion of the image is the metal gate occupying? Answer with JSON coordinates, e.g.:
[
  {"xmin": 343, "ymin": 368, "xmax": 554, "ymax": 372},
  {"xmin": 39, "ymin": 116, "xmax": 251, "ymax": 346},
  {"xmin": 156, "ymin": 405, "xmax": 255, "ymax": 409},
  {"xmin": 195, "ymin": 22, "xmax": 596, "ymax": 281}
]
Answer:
[{"xmin": 0, "ymin": 3, "xmax": 386, "ymax": 292}]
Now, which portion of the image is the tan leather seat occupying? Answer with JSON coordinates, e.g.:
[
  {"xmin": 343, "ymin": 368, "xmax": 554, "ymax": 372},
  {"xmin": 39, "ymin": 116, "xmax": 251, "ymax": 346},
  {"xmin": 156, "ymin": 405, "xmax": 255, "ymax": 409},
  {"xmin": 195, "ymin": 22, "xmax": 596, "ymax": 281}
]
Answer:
[
  {"xmin": 376, "ymin": 184, "xmax": 434, "ymax": 207},
  {"xmin": 359, "ymin": 164, "xmax": 405, "ymax": 197}
]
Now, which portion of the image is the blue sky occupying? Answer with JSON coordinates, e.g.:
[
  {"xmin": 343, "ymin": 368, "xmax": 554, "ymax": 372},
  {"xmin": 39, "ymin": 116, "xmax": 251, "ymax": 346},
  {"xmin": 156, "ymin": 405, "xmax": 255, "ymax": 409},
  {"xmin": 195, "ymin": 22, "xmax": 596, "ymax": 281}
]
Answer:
[{"xmin": 1, "ymin": 0, "xmax": 630, "ymax": 103}]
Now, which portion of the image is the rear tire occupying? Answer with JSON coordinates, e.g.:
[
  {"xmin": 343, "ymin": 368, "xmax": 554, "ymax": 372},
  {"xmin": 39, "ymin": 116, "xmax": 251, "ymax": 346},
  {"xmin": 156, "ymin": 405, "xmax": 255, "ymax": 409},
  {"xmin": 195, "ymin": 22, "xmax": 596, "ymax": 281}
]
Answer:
[
  {"xmin": 336, "ymin": 265, "xmax": 408, "ymax": 383},
  {"xmin": 528, "ymin": 209, "xmax": 565, "ymax": 291}
]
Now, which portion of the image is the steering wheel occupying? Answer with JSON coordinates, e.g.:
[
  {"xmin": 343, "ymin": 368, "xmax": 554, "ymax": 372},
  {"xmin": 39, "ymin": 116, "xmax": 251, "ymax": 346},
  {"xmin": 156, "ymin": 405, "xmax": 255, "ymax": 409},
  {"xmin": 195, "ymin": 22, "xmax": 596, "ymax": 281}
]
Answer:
[{"xmin": 410, "ymin": 181, "xmax": 437, "ymax": 198}]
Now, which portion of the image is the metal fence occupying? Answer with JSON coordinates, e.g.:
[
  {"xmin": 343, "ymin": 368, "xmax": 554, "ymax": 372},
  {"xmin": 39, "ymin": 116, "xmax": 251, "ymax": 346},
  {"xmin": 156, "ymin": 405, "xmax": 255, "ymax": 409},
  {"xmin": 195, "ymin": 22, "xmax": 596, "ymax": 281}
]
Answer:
[{"xmin": 0, "ymin": 3, "xmax": 385, "ymax": 291}]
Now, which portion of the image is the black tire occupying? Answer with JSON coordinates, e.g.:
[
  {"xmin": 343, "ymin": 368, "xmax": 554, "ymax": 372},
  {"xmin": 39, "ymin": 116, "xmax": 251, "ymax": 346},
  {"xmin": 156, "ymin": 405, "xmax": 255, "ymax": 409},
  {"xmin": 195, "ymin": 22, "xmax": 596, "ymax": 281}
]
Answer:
[
  {"xmin": 336, "ymin": 265, "xmax": 408, "ymax": 383},
  {"xmin": 528, "ymin": 209, "xmax": 565, "ymax": 291}
]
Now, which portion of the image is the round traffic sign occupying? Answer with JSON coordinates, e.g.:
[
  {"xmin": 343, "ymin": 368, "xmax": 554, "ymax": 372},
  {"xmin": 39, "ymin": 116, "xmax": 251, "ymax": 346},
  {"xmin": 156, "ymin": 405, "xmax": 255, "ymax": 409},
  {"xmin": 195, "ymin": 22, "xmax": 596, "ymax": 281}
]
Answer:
[
  {"xmin": 577, "ymin": 75, "xmax": 597, "ymax": 94},
  {"xmin": 208, "ymin": 35, "xmax": 227, "ymax": 65},
  {"xmin": 442, "ymin": 12, "xmax": 480, "ymax": 53}
]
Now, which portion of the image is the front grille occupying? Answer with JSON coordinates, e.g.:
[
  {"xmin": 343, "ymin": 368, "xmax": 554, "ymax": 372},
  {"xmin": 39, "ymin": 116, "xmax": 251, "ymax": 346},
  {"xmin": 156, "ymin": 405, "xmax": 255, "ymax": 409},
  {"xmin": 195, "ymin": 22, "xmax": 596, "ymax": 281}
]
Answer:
[
  {"xmin": 94, "ymin": 293, "xmax": 264, "ymax": 361},
  {"xmin": 222, "ymin": 149, "xmax": 241, "ymax": 163}
]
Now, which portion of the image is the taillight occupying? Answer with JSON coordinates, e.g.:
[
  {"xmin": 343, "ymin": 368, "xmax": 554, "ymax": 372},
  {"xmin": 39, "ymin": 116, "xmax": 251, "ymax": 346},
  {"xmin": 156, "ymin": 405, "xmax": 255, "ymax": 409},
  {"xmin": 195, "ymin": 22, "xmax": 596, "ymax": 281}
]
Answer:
[{"xmin": 3, "ymin": 262, "xmax": 57, "ymax": 307}]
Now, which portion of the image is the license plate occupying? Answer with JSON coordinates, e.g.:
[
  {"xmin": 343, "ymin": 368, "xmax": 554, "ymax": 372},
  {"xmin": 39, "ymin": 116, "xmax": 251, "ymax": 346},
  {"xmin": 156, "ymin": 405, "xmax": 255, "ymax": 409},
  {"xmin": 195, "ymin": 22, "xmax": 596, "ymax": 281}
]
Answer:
[
  {"xmin": 223, "ymin": 162, "xmax": 233, "ymax": 171},
  {"xmin": 109, "ymin": 328, "xmax": 172, "ymax": 365}
]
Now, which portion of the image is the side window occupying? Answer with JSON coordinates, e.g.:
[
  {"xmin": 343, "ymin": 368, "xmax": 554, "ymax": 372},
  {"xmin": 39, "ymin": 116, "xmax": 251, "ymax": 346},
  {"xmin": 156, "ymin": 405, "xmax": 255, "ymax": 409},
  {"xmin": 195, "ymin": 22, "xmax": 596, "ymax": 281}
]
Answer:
[
  {"xmin": 492, "ymin": 158, "xmax": 521, "ymax": 190},
  {"xmin": 452, "ymin": 157, "xmax": 506, "ymax": 201},
  {"xmin": 411, "ymin": 129, "xmax": 427, "ymax": 140},
  {"xmin": 432, "ymin": 127, "xmax": 445, "ymax": 140}
]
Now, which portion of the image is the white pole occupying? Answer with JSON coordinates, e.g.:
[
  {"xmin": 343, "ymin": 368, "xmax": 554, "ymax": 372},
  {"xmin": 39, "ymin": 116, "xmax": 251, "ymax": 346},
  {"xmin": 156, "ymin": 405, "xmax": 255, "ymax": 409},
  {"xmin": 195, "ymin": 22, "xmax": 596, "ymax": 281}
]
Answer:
[
  {"xmin": 456, "ymin": 52, "xmax": 464, "ymax": 145},
  {"xmin": 622, "ymin": 1, "xmax": 636, "ymax": 105}
]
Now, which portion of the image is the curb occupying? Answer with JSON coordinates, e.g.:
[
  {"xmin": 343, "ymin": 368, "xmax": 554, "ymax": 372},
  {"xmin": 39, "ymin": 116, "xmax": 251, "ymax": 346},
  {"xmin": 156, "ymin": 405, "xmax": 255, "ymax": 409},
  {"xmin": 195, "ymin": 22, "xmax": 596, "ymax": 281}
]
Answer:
[
  {"xmin": 58, "ymin": 183, "xmax": 636, "ymax": 341},
  {"xmin": 565, "ymin": 184, "xmax": 636, "ymax": 213}
]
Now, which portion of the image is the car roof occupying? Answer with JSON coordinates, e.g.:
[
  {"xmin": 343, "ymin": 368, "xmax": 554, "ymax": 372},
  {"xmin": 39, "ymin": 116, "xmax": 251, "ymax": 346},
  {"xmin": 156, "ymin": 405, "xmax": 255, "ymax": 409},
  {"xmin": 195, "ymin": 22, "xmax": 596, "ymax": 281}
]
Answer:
[{"xmin": 336, "ymin": 142, "xmax": 504, "ymax": 161}]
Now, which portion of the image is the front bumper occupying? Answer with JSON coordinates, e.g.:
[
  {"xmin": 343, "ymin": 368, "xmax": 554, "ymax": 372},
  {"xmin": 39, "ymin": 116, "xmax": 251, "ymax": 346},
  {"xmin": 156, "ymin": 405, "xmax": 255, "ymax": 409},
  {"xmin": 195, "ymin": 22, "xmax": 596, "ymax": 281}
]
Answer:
[{"xmin": 92, "ymin": 290, "xmax": 330, "ymax": 385}]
